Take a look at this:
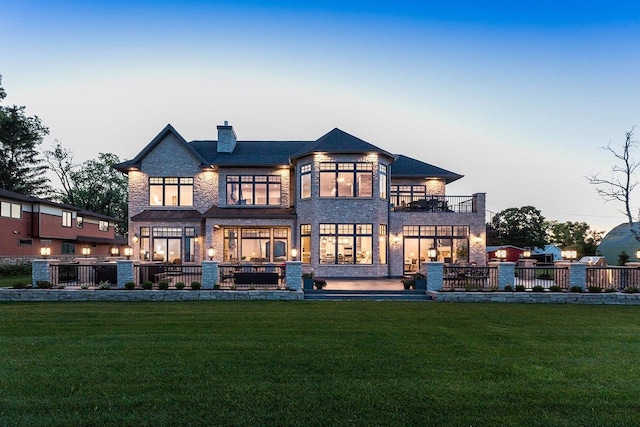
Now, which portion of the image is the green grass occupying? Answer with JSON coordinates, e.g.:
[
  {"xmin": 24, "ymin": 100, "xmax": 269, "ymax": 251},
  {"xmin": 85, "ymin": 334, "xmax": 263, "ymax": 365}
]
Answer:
[
  {"xmin": 1, "ymin": 302, "xmax": 640, "ymax": 426},
  {"xmin": 0, "ymin": 274, "xmax": 31, "ymax": 288}
]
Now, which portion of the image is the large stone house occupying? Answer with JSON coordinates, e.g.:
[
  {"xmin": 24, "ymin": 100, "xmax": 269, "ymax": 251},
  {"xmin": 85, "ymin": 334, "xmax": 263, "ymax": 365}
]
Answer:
[{"xmin": 115, "ymin": 122, "xmax": 486, "ymax": 278}]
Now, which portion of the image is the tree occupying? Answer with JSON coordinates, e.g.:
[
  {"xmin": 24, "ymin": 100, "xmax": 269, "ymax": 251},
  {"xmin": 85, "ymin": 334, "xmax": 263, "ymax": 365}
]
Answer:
[
  {"xmin": 45, "ymin": 142, "xmax": 128, "ymax": 235},
  {"xmin": 547, "ymin": 221, "xmax": 604, "ymax": 256},
  {"xmin": 487, "ymin": 206, "xmax": 548, "ymax": 249},
  {"xmin": 0, "ymin": 75, "xmax": 51, "ymax": 196},
  {"xmin": 587, "ymin": 128, "xmax": 640, "ymax": 242}
]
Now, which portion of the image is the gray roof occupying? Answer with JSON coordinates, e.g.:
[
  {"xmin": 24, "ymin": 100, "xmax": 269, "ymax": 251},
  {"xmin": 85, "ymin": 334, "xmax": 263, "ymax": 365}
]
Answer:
[
  {"xmin": 390, "ymin": 155, "xmax": 463, "ymax": 184},
  {"xmin": 190, "ymin": 140, "xmax": 308, "ymax": 167}
]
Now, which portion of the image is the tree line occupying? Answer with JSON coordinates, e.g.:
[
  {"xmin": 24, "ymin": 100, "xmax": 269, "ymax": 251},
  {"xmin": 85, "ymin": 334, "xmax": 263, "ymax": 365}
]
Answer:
[{"xmin": 0, "ymin": 75, "xmax": 128, "ymax": 235}]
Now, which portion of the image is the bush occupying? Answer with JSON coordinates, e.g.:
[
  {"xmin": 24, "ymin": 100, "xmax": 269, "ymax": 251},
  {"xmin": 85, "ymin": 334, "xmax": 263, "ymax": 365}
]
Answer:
[
  {"xmin": 125, "ymin": 281, "xmax": 135, "ymax": 290},
  {"xmin": 548, "ymin": 285, "xmax": 562, "ymax": 292},
  {"xmin": 12, "ymin": 282, "xmax": 32, "ymax": 289},
  {"xmin": 503, "ymin": 285, "xmax": 513, "ymax": 292},
  {"xmin": 36, "ymin": 280, "xmax": 52, "ymax": 289},
  {"xmin": 0, "ymin": 264, "xmax": 31, "ymax": 277},
  {"xmin": 515, "ymin": 285, "xmax": 526, "ymax": 292},
  {"xmin": 570, "ymin": 285, "xmax": 583, "ymax": 293},
  {"xmin": 175, "ymin": 282, "xmax": 185, "ymax": 290},
  {"xmin": 158, "ymin": 281, "xmax": 170, "ymax": 290},
  {"xmin": 604, "ymin": 287, "xmax": 617, "ymax": 293},
  {"xmin": 314, "ymin": 279, "xmax": 326, "ymax": 290},
  {"xmin": 98, "ymin": 281, "xmax": 111, "ymax": 290},
  {"xmin": 142, "ymin": 281, "xmax": 153, "ymax": 290},
  {"xmin": 213, "ymin": 283, "xmax": 221, "ymax": 290},
  {"xmin": 532, "ymin": 285, "xmax": 545, "ymax": 292},
  {"xmin": 588, "ymin": 286, "xmax": 602, "ymax": 293},
  {"xmin": 623, "ymin": 286, "xmax": 639, "ymax": 294},
  {"xmin": 190, "ymin": 281, "xmax": 201, "ymax": 290}
]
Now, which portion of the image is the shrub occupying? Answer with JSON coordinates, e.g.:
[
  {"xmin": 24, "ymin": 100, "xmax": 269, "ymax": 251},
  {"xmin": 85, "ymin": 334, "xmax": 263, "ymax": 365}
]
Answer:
[
  {"xmin": 158, "ymin": 281, "xmax": 170, "ymax": 290},
  {"xmin": 623, "ymin": 286, "xmax": 639, "ymax": 294},
  {"xmin": 503, "ymin": 285, "xmax": 513, "ymax": 292},
  {"xmin": 142, "ymin": 281, "xmax": 153, "ymax": 290},
  {"xmin": 190, "ymin": 281, "xmax": 201, "ymax": 290},
  {"xmin": 588, "ymin": 285, "xmax": 602, "ymax": 293},
  {"xmin": 80, "ymin": 283, "xmax": 90, "ymax": 290},
  {"xmin": 532, "ymin": 285, "xmax": 545, "ymax": 292},
  {"xmin": 12, "ymin": 282, "xmax": 32, "ymax": 289},
  {"xmin": 213, "ymin": 283, "xmax": 221, "ymax": 290},
  {"xmin": 55, "ymin": 284, "xmax": 65, "ymax": 289},
  {"xmin": 36, "ymin": 280, "xmax": 52, "ymax": 289},
  {"xmin": 548, "ymin": 285, "xmax": 562, "ymax": 292},
  {"xmin": 515, "ymin": 285, "xmax": 526, "ymax": 292},
  {"xmin": 0, "ymin": 264, "xmax": 31, "ymax": 277},
  {"xmin": 604, "ymin": 287, "xmax": 617, "ymax": 293},
  {"xmin": 175, "ymin": 282, "xmax": 185, "ymax": 290},
  {"xmin": 98, "ymin": 281, "xmax": 111, "ymax": 290},
  {"xmin": 125, "ymin": 281, "xmax": 136, "ymax": 290},
  {"xmin": 314, "ymin": 279, "xmax": 326, "ymax": 290},
  {"xmin": 570, "ymin": 285, "xmax": 583, "ymax": 293}
]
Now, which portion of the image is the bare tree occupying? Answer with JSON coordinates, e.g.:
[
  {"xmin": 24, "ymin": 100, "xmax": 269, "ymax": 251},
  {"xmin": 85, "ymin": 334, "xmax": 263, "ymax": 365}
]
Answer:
[{"xmin": 587, "ymin": 127, "xmax": 640, "ymax": 241}]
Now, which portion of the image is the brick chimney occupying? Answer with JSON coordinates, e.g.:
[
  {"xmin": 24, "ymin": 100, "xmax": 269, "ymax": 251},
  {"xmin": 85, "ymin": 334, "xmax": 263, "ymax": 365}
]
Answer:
[{"xmin": 217, "ymin": 121, "xmax": 237, "ymax": 153}]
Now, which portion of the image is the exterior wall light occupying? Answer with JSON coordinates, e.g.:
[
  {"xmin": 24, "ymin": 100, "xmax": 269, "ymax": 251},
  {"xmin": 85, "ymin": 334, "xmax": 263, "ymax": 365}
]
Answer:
[
  {"xmin": 82, "ymin": 247, "xmax": 91, "ymax": 257},
  {"xmin": 194, "ymin": 234, "xmax": 199, "ymax": 243},
  {"xmin": 123, "ymin": 246, "xmax": 133, "ymax": 260},
  {"xmin": 291, "ymin": 248, "xmax": 298, "ymax": 261},
  {"xmin": 207, "ymin": 246, "xmax": 216, "ymax": 261},
  {"xmin": 40, "ymin": 246, "xmax": 51, "ymax": 259},
  {"xmin": 427, "ymin": 247, "xmax": 437, "ymax": 261},
  {"xmin": 636, "ymin": 249, "xmax": 640, "ymax": 260},
  {"xmin": 495, "ymin": 249, "xmax": 507, "ymax": 261},
  {"xmin": 393, "ymin": 234, "xmax": 401, "ymax": 245},
  {"xmin": 474, "ymin": 235, "xmax": 482, "ymax": 245},
  {"xmin": 132, "ymin": 234, "xmax": 139, "ymax": 243}
]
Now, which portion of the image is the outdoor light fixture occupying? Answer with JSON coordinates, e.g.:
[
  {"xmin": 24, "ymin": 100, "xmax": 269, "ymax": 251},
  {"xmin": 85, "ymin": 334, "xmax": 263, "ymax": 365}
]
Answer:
[
  {"xmin": 110, "ymin": 245, "xmax": 120, "ymax": 256},
  {"xmin": 474, "ymin": 235, "xmax": 482, "ymax": 245},
  {"xmin": 132, "ymin": 234, "xmax": 139, "ymax": 243},
  {"xmin": 123, "ymin": 246, "xmax": 133, "ymax": 260},
  {"xmin": 40, "ymin": 247, "xmax": 50, "ymax": 259},
  {"xmin": 291, "ymin": 248, "xmax": 298, "ymax": 261},
  {"xmin": 561, "ymin": 249, "xmax": 577, "ymax": 262},
  {"xmin": 636, "ymin": 249, "xmax": 640, "ymax": 260},
  {"xmin": 82, "ymin": 247, "xmax": 91, "ymax": 257},
  {"xmin": 427, "ymin": 247, "xmax": 437, "ymax": 261},
  {"xmin": 523, "ymin": 248, "xmax": 531, "ymax": 259},
  {"xmin": 496, "ymin": 249, "xmax": 507, "ymax": 261},
  {"xmin": 207, "ymin": 246, "xmax": 216, "ymax": 261},
  {"xmin": 194, "ymin": 234, "xmax": 199, "ymax": 243},
  {"xmin": 393, "ymin": 234, "xmax": 401, "ymax": 245}
]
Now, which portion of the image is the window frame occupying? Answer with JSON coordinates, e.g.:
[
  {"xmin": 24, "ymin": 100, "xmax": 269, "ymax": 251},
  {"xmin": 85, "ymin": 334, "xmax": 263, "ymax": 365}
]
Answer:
[
  {"xmin": 149, "ymin": 177, "xmax": 194, "ymax": 207},
  {"xmin": 226, "ymin": 175, "xmax": 281, "ymax": 206},
  {"xmin": 62, "ymin": 211, "xmax": 72, "ymax": 228},
  {"xmin": 319, "ymin": 162, "xmax": 373, "ymax": 198},
  {"xmin": 319, "ymin": 223, "xmax": 373, "ymax": 265}
]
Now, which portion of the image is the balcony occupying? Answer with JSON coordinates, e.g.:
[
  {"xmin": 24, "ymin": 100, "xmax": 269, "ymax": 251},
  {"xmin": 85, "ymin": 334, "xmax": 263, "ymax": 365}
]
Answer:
[{"xmin": 392, "ymin": 195, "xmax": 477, "ymax": 213}]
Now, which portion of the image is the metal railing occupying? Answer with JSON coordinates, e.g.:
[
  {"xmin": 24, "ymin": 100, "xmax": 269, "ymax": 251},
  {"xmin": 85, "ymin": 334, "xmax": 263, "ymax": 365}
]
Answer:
[
  {"xmin": 392, "ymin": 195, "xmax": 477, "ymax": 213},
  {"xmin": 514, "ymin": 266, "xmax": 568, "ymax": 290},
  {"xmin": 49, "ymin": 263, "xmax": 118, "ymax": 287},
  {"xmin": 443, "ymin": 266, "xmax": 494, "ymax": 290},
  {"xmin": 219, "ymin": 263, "xmax": 286, "ymax": 288},
  {"xmin": 136, "ymin": 264, "xmax": 203, "ymax": 286},
  {"xmin": 586, "ymin": 267, "xmax": 640, "ymax": 291}
]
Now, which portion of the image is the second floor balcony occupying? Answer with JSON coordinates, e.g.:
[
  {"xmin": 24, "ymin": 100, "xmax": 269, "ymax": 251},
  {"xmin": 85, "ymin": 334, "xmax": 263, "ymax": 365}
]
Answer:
[{"xmin": 391, "ymin": 195, "xmax": 479, "ymax": 213}]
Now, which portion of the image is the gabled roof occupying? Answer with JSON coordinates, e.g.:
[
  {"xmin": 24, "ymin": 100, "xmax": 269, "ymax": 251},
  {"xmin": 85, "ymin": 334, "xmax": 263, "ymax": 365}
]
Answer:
[
  {"xmin": 390, "ymin": 155, "xmax": 463, "ymax": 184},
  {"xmin": 290, "ymin": 128, "xmax": 395, "ymax": 160},
  {"xmin": 114, "ymin": 124, "xmax": 208, "ymax": 172},
  {"xmin": 190, "ymin": 140, "xmax": 308, "ymax": 167}
]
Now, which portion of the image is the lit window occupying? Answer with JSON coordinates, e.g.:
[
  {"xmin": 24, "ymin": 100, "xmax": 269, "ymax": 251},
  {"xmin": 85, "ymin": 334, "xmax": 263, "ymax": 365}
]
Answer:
[
  {"xmin": 319, "ymin": 163, "xmax": 372, "ymax": 198},
  {"xmin": 149, "ymin": 177, "xmax": 194, "ymax": 206},
  {"xmin": 99, "ymin": 221, "xmax": 109, "ymax": 231},
  {"xmin": 1, "ymin": 201, "xmax": 21, "ymax": 219},
  {"xmin": 62, "ymin": 211, "xmax": 72, "ymax": 227},
  {"xmin": 300, "ymin": 164, "xmax": 311, "ymax": 199},
  {"xmin": 226, "ymin": 175, "xmax": 281, "ymax": 206}
]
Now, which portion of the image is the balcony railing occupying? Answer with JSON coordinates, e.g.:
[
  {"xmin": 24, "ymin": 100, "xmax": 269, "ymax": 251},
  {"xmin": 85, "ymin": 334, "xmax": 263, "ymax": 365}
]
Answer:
[{"xmin": 392, "ymin": 195, "xmax": 476, "ymax": 213}]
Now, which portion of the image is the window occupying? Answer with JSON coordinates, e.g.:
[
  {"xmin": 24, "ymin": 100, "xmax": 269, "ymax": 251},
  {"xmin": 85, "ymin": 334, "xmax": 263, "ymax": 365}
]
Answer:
[
  {"xmin": 379, "ymin": 224, "xmax": 387, "ymax": 264},
  {"xmin": 319, "ymin": 162, "xmax": 373, "ymax": 198},
  {"xmin": 99, "ymin": 221, "xmax": 109, "ymax": 231},
  {"xmin": 319, "ymin": 223, "xmax": 373, "ymax": 264},
  {"xmin": 62, "ymin": 211, "xmax": 72, "ymax": 227},
  {"xmin": 300, "ymin": 224, "xmax": 311, "ymax": 263},
  {"xmin": 19, "ymin": 239, "xmax": 33, "ymax": 246},
  {"xmin": 149, "ymin": 177, "xmax": 194, "ymax": 206},
  {"xmin": 61, "ymin": 241, "xmax": 75, "ymax": 255},
  {"xmin": 222, "ymin": 227, "xmax": 289, "ymax": 262},
  {"xmin": 226, "ymin": 175, "xmax": 281, "ymax": 206},
  {"xmin": 152, "ymin": 227, "xmax": 183, "ymax": 263},
  {"xmin": 77, "ymin": 216, "xmax": 83, "ymax": 228},
  {"xmin": 402, "ymin": 225, "xmax": 470, "ymax": 272},
  {"xmin": 300, "ymin": 164, "xmax": 311, "ymax": 199},
  {"xmin": 1, "ymin": 201, "xmax": 21, "ymax": 219},
  {"xmin": 140, "ymin": 227, "xmax": 150, "ymax": 261},
  {"xmin": 379, "ymin": 164, "xmax": 387, "ymax": 199},
  {"xmin": 390, "ymin": 185, "xmax": 427, "ymax": 207}
]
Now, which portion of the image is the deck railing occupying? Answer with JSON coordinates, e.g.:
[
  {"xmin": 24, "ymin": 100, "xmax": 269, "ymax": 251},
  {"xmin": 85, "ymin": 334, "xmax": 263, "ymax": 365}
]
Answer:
[
  {"xmin": 443, "ymin": 266, "xmax": 494, "ymax": 290},
  {"xmin": 392, "ymin": 195, "xmax": 477, "ymax": 213},
  {"xmin": 514, "ymin": 266, "xmax": 568, "ymax": 290},
  {"xmin": 49, "ymin": 263, "xmax": 118, "ymax": 287},
  {"xmin": 586, "ymin": 267, "xmax": 640, "ymax": 291},
  {"xmin": 136, "ymin": 264, "xmax": 203, "ymax": 286},
  {"xmin": 218, "ymin": 263, "xmax": 286, "ymax": 288}
]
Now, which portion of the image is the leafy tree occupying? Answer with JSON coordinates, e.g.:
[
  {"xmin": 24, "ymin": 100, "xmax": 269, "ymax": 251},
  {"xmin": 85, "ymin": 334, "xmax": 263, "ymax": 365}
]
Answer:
[
  {"xmin": 548, "ymin": 221, "xmax": 604, "ymax": 256},
  {"xmin": 487, "ymin": 206, "xmax": 548, "ymax": 249},
  {"xmin": 45, "ymin": 141, "xmax": 128, "ymax": 235},
  {"xmin": 0, "ymin": 75, "xmax": 51, "ymax": 196}
]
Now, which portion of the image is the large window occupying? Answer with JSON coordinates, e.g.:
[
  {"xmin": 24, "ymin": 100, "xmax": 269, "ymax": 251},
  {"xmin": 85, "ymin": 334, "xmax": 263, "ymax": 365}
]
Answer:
[
  {"xmin": 152, "ymin": 227, "xmax": 183, "ymax": 263},
  {"xmin": 226, "ymin": 175, "xmax": 281, "ymax": 206},
  {"xmin": 1, "ymin": 201, "xmax": 21, "ymax": 219},
  {"xmin": 319, "ymin": 163, "xmax": 373, "ymax": 198},
  {"xmin": 300, "ymin": 224, "xmax": 311, "ymax": 264},
  {"xmin": 319, "ymin": 223, "xmax": 372, "ymax": 264},
  {"xmin": 223, "ymin": 227, "xmax": 289, "ymax": 262},
  {"xmin": 149, "ymin": 177, "xmax": 194, "ymax": 206},
  {"xmin": 390, "ymin": 185, "xmax": 427, "ymax": 207},
  {"xmin": 379, "ymin": 164, "xmax": 387, "ymax": 199},
  {"xmin": 62, "ymin": 211, "xmax": 72, "ymax": 227},
  {"xmin": 300, "ymin": 164, "xmax": 311, "ymax": 199},
  {"xmin": 402, "ymin": 225, "xmax": 469, "ymax": 273}
]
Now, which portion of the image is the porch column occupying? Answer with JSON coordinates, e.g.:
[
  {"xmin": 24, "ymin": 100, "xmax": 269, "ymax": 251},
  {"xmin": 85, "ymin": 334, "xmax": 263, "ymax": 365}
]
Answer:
[
  {"xmin": 32, "ymin": 259, "xmax": 55, "ymax": 287},
  {"xmin": 285, "ymin": 261, "xmax": 302, "ymax": 290},
  {"xmin": 495, "ymin": 262, "xmax": 515, "ymax": 291},
  {"xmin": 426, "ymin": 262, "xmax": 444, "ymax": 291},
  {"xmin": 568, "ymin": 262, "xmax": 586, "ymax": 292},
  {"xmin": 202, "ymin": 261, "xmax": 219, "ymax": 289},
  {"xmin": 116, "ymin": 260, "xmax": 134, "ymax": 289}
]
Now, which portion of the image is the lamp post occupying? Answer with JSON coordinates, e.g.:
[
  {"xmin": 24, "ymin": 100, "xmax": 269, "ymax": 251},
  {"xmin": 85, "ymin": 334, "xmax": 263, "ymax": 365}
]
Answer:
[
  {"xmin": 207, "ymin": 246, "xmax": 216, "ymax": 261},
  {"xmin": 82, "ymin": 247, "xmax": 91, "ymax": 257},
  {"xmin": 110, "ymin": 245, "xmax": 120, "ymax": 256},
  {"xmin": 495, "ymin": 249, "xmax": 507, "ymax": 262},
  {"xmin": 522, "ymin": 247, "xmax": 531, "ymax": 259},
  {"xmin": 291, "ymin": 248, "xmax": 298, "ymax": 261},
  {"xmin": 123, "ymin": 246, "xmax": 133, "ymax": 260},
  {"xmin": 40, "ymin": 246, "xmax": 50, "ymax": 259},
  {"xmin": 427, "ymin": 247, "xmax": 437, "ymax": 261},
  {"xmin": 561, "ymin": 249, "xmax": 577, "ymax": 262}
]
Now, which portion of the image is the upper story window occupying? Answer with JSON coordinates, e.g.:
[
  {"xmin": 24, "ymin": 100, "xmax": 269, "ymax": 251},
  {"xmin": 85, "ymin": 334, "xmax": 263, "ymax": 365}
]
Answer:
[
  {"xmin": 99, "ymin": 220, "xmax": 109, "ymax": 231},
  {"xmin": 379, "ymin": 164, "xmax": 387, "ymax": 200},
  {"xmin": 77, "ymin": 216, "xmax": 83, "ymax": 228},
  {"xmin": 1, "ymin": 201, "xmax": 21, "ymax": 219},
  {"xmin": 150, "ymin": 177, "xmax": 194, "ymax": 207},
  {"xmin": 319, "ymin": 162, "xmax": 373, "ymax": 198},
  {"xmin": 300, "ymin": 164, "xmax": 311, "ymax": 199},
  {"xmin": 227, "ymin": 175, "xmax": 281, "ymax": 206},
  {"xmin": 62, "ymin": 211, "xmax": 72, "ymax": 227},
  {"xmin": 390, "ymin": 185, "xmax": 426, "ymax": 207}
]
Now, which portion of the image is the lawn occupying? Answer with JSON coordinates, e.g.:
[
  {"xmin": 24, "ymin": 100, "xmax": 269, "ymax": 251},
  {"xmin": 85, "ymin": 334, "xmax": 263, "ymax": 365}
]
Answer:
[
  {"xmin": 1, "ymin": 302, "xmax": 639, "ymax": 426},
  {"xmin": 0, "ymin": 274, "xmax": 31, "ymax": 288}
]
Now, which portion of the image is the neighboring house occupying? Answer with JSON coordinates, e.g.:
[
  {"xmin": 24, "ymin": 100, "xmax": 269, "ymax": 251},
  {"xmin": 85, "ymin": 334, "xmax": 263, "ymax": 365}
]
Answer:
[
  {"xmin": 0, "ymin": 189, "xmax": 120, "ymax": 259},
  {"xmin": 532, "ymin": 244, "xmax": 562, "ymax": 262},
  {"xmin": 115, "ymin": 122, "xmax": 486, "ymax": 278}
]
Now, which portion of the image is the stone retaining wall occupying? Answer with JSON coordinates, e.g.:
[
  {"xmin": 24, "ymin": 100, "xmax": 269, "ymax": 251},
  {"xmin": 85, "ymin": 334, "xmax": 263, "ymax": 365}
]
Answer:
[
  {"xmin": 0, "ymin": 289, "xmax": 304, "ymax": 302},
  {"xmin": 430, "ymin": 291, "xmax": 640, "ymax": 304}
]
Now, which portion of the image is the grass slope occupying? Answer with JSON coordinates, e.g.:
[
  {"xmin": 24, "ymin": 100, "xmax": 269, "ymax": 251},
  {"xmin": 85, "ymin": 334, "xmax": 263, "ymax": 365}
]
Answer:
[{"xmin": 1, "ymin": 302, "xmax": 639, "ymax": 426}]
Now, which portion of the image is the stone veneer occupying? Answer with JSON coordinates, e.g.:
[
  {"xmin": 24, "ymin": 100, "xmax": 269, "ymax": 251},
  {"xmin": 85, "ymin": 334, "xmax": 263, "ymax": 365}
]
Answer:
[{"xmin": 430, "ymin": 291, "xmax": 640, "ymax": 305}]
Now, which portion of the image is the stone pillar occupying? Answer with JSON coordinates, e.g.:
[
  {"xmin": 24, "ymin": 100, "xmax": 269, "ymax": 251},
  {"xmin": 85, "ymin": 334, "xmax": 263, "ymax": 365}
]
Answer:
[
  {"xmin": 285, "ymin": 261, "xmax": 302, "ymax": 290},
  {"xmin": 202, "ymin": 261, "xmax": 219, "ymax": 289},
  {"xmin": 32, "ymin": 259, "xmax": 54, "ymax": 287},
  {"xmin": 426, "ymin": 262, "xmax": 444, "ymax": 291},
  {"xmin": 496, "ymin": 262, "xmax": 515, "ymax": 291},
  {"xmin": 116, "ymin": 260, "xmax": 135, "ymax": 289},
  {"xmin": 568, "ymin": 262, "xmax": 586, "ymax": 291}
]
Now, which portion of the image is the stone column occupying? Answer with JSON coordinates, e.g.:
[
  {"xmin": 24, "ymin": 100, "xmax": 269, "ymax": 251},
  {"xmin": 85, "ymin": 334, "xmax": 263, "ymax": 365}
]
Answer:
[
  {"xmin": 496, "ymin": 262, "xmax": 515, "ymax": 291},
  {"xmin": 32, "ymin": 259, "xmax": 54, "ymax": 287},
  {"xmin": 202, "ymin": 261, "xmax": 219, "ymax": 290},
  {"xmin": 568, "ymin": 262, "xmax": 586, "ymax": 292},
  {"xmin": 426, "ymin": 262, "xmax": 444, "ymax": 291},
  {"xmin": 116, "ymin": 260, "xmax": 135, "ymax": 289},
  {"xmin": 285, "ymin": 261, "xmax": 302, "ymax": 290}
]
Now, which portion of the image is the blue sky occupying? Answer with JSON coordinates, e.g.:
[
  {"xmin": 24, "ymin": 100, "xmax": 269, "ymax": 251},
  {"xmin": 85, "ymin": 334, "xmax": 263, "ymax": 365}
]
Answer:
[{"xmin": 3, "ymin": 0, "xmax": 640, "ymax": 232}]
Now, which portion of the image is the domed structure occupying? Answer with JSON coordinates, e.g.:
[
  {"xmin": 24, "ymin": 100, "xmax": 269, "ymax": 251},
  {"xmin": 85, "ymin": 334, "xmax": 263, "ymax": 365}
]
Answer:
[{"xmin": 597, "ymin": 222, "xmax": 640, "ymax": 265}]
